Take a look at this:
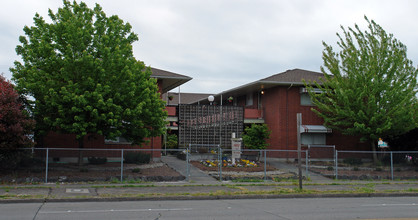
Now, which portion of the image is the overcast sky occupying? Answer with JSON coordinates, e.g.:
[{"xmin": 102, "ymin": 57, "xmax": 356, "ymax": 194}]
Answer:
[{"xmin": 1, "ymin": 0, "xmax": 417, "ymax": 94}]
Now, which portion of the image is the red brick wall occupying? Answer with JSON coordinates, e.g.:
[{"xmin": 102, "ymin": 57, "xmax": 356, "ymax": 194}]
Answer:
[{"xmin": 259, "ymin": 85, "xmax": 367, "ymax": 157}]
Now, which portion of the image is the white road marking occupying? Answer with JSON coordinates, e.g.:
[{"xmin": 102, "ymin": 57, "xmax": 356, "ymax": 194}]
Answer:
[
  {"xmin": 39, "ymin": 208, "xmax": 193, "ymax": 214},
  {"xmin": 362, "ymin": 203, "xmax": 418, "ymax": 207}
]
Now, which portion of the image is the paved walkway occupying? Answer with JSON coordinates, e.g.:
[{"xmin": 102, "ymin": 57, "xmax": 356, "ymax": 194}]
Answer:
[
  {"xmin": 161, "ymin": 155, "xmax": 219, "ymax": 184},
  {"xmin": 163, "ymin": 155, "xmax": 331, "ymax": 183}
]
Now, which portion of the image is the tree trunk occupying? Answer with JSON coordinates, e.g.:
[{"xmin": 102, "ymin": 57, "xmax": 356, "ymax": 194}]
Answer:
[
  {"xmin": 78, "ymin": 136, "xmax": 85, "ymax": 167},
  {"xmin": 371, "ymin": 141, "xmax": 379, "ymax": 163}
]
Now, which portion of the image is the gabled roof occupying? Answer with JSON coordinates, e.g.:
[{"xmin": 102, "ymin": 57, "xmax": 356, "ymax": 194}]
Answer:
[
  {"xmin": 150, "ymin": 67, "xmax": 192, "ymax": 93},
  {"xmin": 163, "ymin": 92, "xmax": 212, "ymax": 105},
  {"xmin": 195, "ymin": 68, "xmax": 324, "ymax": 104},
  {"xmin": 221, "ymin": 68, "xmax": 324, "ymax": 97},
  {"xmin": 260, "ymin": 68, "xmax": 324, "ymax": 84}
]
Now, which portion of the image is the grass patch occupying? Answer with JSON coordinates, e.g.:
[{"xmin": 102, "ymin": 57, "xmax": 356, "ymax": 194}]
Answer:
[{"xmin": 231, "ymin": 178, "xmax": 264, "ymax": 183}]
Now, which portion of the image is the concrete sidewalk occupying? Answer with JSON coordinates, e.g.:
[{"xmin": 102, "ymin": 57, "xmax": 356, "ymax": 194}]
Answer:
[{"xmin": 2, "ymin": 180, "xmax": 418, "ymax": 203}]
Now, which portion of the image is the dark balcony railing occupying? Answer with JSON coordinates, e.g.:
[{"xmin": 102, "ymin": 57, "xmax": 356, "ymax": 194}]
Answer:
[
  {"xmin": 244, "ymin": 108, "xmax": 263, "ymax": 119},
  {"xmin": 166, "ymin": 106, "xmax": 177, "ymax": 116},
  {"xmin": 166, "ymin": 106, "xmax": 263, "ymax": 119}
]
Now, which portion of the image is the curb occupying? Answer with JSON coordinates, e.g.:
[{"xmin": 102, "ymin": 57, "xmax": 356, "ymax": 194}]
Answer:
[{"xmin": 2, "ymin": 192, "xmax": 418, "ymax": 204}]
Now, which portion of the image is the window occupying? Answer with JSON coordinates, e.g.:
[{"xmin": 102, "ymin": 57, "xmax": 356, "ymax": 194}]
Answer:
[
  {"xmin": 300, "ymin": 93, "xmax": 313, "ymax": 106},
  {"xmin": 105, "ymin": 136, "xmax": 130, "ymax": 144},
  {"xmin": 300, "ymin": 87, "xmax": 322, "ymax": 106},
  {"xmin": 246, "ymin": 93, "xmax": 253, "ymax": 106},
  {"xmin": 301, "ymin": 133, "xmax": 326, "ymax": 145}
]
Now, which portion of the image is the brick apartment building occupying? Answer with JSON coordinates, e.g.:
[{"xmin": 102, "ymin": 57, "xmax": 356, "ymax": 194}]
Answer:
[
  {"xmin": 42, "ymin": 68, "xmax": 192, "ymax": 161},
  {"xmin": 43, "ymin": 68, "xmax": 369, "ymax": 161},
  {"xmin": 192, "ymin": 69, "xmax": 369, "ymax": 156}
]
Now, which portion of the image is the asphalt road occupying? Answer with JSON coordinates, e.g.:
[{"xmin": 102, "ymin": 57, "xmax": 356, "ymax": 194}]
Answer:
[{"xmin": 3, "ymin": 197, "xmax": 418, "ymax": 220}]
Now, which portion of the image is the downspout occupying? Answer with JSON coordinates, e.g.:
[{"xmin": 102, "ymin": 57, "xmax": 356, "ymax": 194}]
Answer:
[{"xmin": 286, "ymin": 83, "xmax": 293, "ymax": 160}]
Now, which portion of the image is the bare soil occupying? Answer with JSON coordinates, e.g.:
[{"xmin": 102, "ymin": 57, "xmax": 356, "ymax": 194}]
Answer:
[
  {"xmin": 310, "ymin": 168, "xmax": 418, "ymax": 180},
  {"xmin": 0, "ymin": 162, "xmax": 184, "ymax": 183}
]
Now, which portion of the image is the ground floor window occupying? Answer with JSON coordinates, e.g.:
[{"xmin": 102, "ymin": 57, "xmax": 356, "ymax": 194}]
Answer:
[
  {"xmin": 105, "ymin": 136, "xmax": 130, "ymax": 144},
  {"xmin": 301, "ymin": 133, "xmax": 326, "ymax": 145}
]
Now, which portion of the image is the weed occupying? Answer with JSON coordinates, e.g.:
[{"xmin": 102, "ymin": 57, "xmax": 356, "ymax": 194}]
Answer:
[
  {"xmin": 110, "ymin": 177, "xmax": 121, "ymax": 184},
  {"xmin": 131, "ymin": 168, "xmax": 141, "ymax": 173},
  {"xmin": 343, "ymin": 158, "xmax": 363, "ymax": 165},
  {"xmin": 232, "ymin": 178, "xmax": 264, "ymax": 183}
]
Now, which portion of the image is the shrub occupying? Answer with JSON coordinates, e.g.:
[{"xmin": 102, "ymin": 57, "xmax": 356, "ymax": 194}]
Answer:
[
  {"xmin": 243, "ymin": 124, "xmax": 271, "ymax": 150},
  {"xmin": 0, "ymin": 150, "xmax": 34, "ymax": 170},
  {"xmin": 131, "ymin": 168, "xmax": 141, "ymax": 173},
  {"xmin": 88, "ymin": 157, "xmax": 107, "ymax": 165},
  {"xmin": 375, "ymin": 167, "xmax": 383, "ymax": 171},
  {"xmin": 166, "ymin": 134, "xmax": 178, "ymax": 149},
  {"xmin": 124, "ymin": 152, "xmax": 151, "ymax": 164},
  {"xmin": 343, "ymin": 158, "xmax": 363, "ymax": 165},
  {"xmin": 327, "ymin": 166, "xmax": 334, "ymax": 171},
  {"xmin": 353, "ymin": 167, "xmax": 360, "ymax": 171}
]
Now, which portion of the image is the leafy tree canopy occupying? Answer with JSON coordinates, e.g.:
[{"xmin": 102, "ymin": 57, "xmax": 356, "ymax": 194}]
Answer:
[
  {"xmin": 11, "ymin": 0, "xmax": 167, "ymax": 145},
  {"xmin": 306, "ymin": 16, "xmax": 417, "ymax": 150},
  {"xmin": 0, "ymin": 75, "xmax": 35, "ymax": 150},
  {"xmin": 243, "ymin": 124, "xmax": 271, "ymax": 150}
]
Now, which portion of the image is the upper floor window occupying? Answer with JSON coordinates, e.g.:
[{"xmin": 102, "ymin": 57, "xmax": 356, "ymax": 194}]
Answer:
[
  {"xmin": 300, "ymin": 93, "xmax": 313, "ymax": 106},
  {"xmin": 300, "ymin": 87, "xmax": 322, "ymax": 106},
  {"xmin": 246, "ymin": 93, "xmax": 253, "ymax": 106}
]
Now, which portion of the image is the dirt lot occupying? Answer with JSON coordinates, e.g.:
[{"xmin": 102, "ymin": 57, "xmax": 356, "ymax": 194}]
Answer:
[
  {"xmin": 310, "ymin": 167, "xmax": 418, "ymax": 180},
  {"xmin": 0, "ymin": 162, "xmax": 184, "ymax": 183}
]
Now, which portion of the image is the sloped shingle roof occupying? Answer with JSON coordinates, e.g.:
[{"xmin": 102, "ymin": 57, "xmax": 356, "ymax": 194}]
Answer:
[
  {"xmin": 260, "ymin": 68, "xmax": 324, "ymax": 83},
  {"xmin": 150, "ymin": 67, "xmax": 192, "ymax": 93}
]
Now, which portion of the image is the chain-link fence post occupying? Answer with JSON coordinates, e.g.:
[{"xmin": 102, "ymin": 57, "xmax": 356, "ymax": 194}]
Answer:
[
  {"xmin": 186, "ymin": 144, "xmax": 190, "ymax": 182},
  {"xmin": 219, "ymin": 147, "xmax": 222, "ymax": 182},
  {"xmin": 45, "ymin": 148, "xmax": 49, "ymax": 183},
  {"xmin": 335, "ymin": 150, "xmax": 338, "ymax": 180},
  {"xmin": 305, "ymin": 150, "xmax": 309, "ymax": 178},
  {"xmin": 390, "ymin": 151, "xmax": 394, "ymax": 181},
  {"xmin": 120, "ymin": 149, "xmax": 124, "ymax": 182},
  {"xmin": 264, "ymin": 150, "xmax": 267, "ymax": 181}
]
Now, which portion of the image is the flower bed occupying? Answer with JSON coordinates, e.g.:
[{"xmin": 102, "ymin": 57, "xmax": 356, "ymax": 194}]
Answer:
[
  {"xmin": 191, "ymin": 159, "xmax": 277, "ymax": 172},
  {"xmin": 201, "ymin": 159, "xmax": 258, "ymax": 168}
]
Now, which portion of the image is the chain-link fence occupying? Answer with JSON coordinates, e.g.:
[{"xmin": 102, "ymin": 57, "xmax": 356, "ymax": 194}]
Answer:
[{"xmin": 1, "ymin": 148, "xmax": 417, "ymax": 183}]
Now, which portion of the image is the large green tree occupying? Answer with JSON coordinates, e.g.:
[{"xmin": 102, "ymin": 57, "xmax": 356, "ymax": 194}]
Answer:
[
  {"xmin": 306, "ymin": 16, "xmax": 417, "ymax": 161},
  {"xmin": 11, "ymin": 1, "xmax": 167, "ymax": 155}
]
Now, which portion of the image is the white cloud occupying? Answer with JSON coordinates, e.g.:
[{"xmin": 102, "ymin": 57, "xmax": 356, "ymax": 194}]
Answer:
[{"xmin": 1, "ymin": 0, "xmax": 417, "ymax": 93}]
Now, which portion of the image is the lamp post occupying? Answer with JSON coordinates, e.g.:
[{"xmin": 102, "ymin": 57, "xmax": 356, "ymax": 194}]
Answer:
[
  {"xmin": 208, "ymin": 95, "xmax": 215, "ymax": 147},
  {"xmin": 208, "ymin": 95, "xmax": 214, "ymax": 105}
]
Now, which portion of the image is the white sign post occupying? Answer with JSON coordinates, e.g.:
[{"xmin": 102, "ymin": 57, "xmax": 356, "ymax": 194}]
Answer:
[{"xmin": 231, "ymin": 133, "xmax": 242, "ymax": 165}]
